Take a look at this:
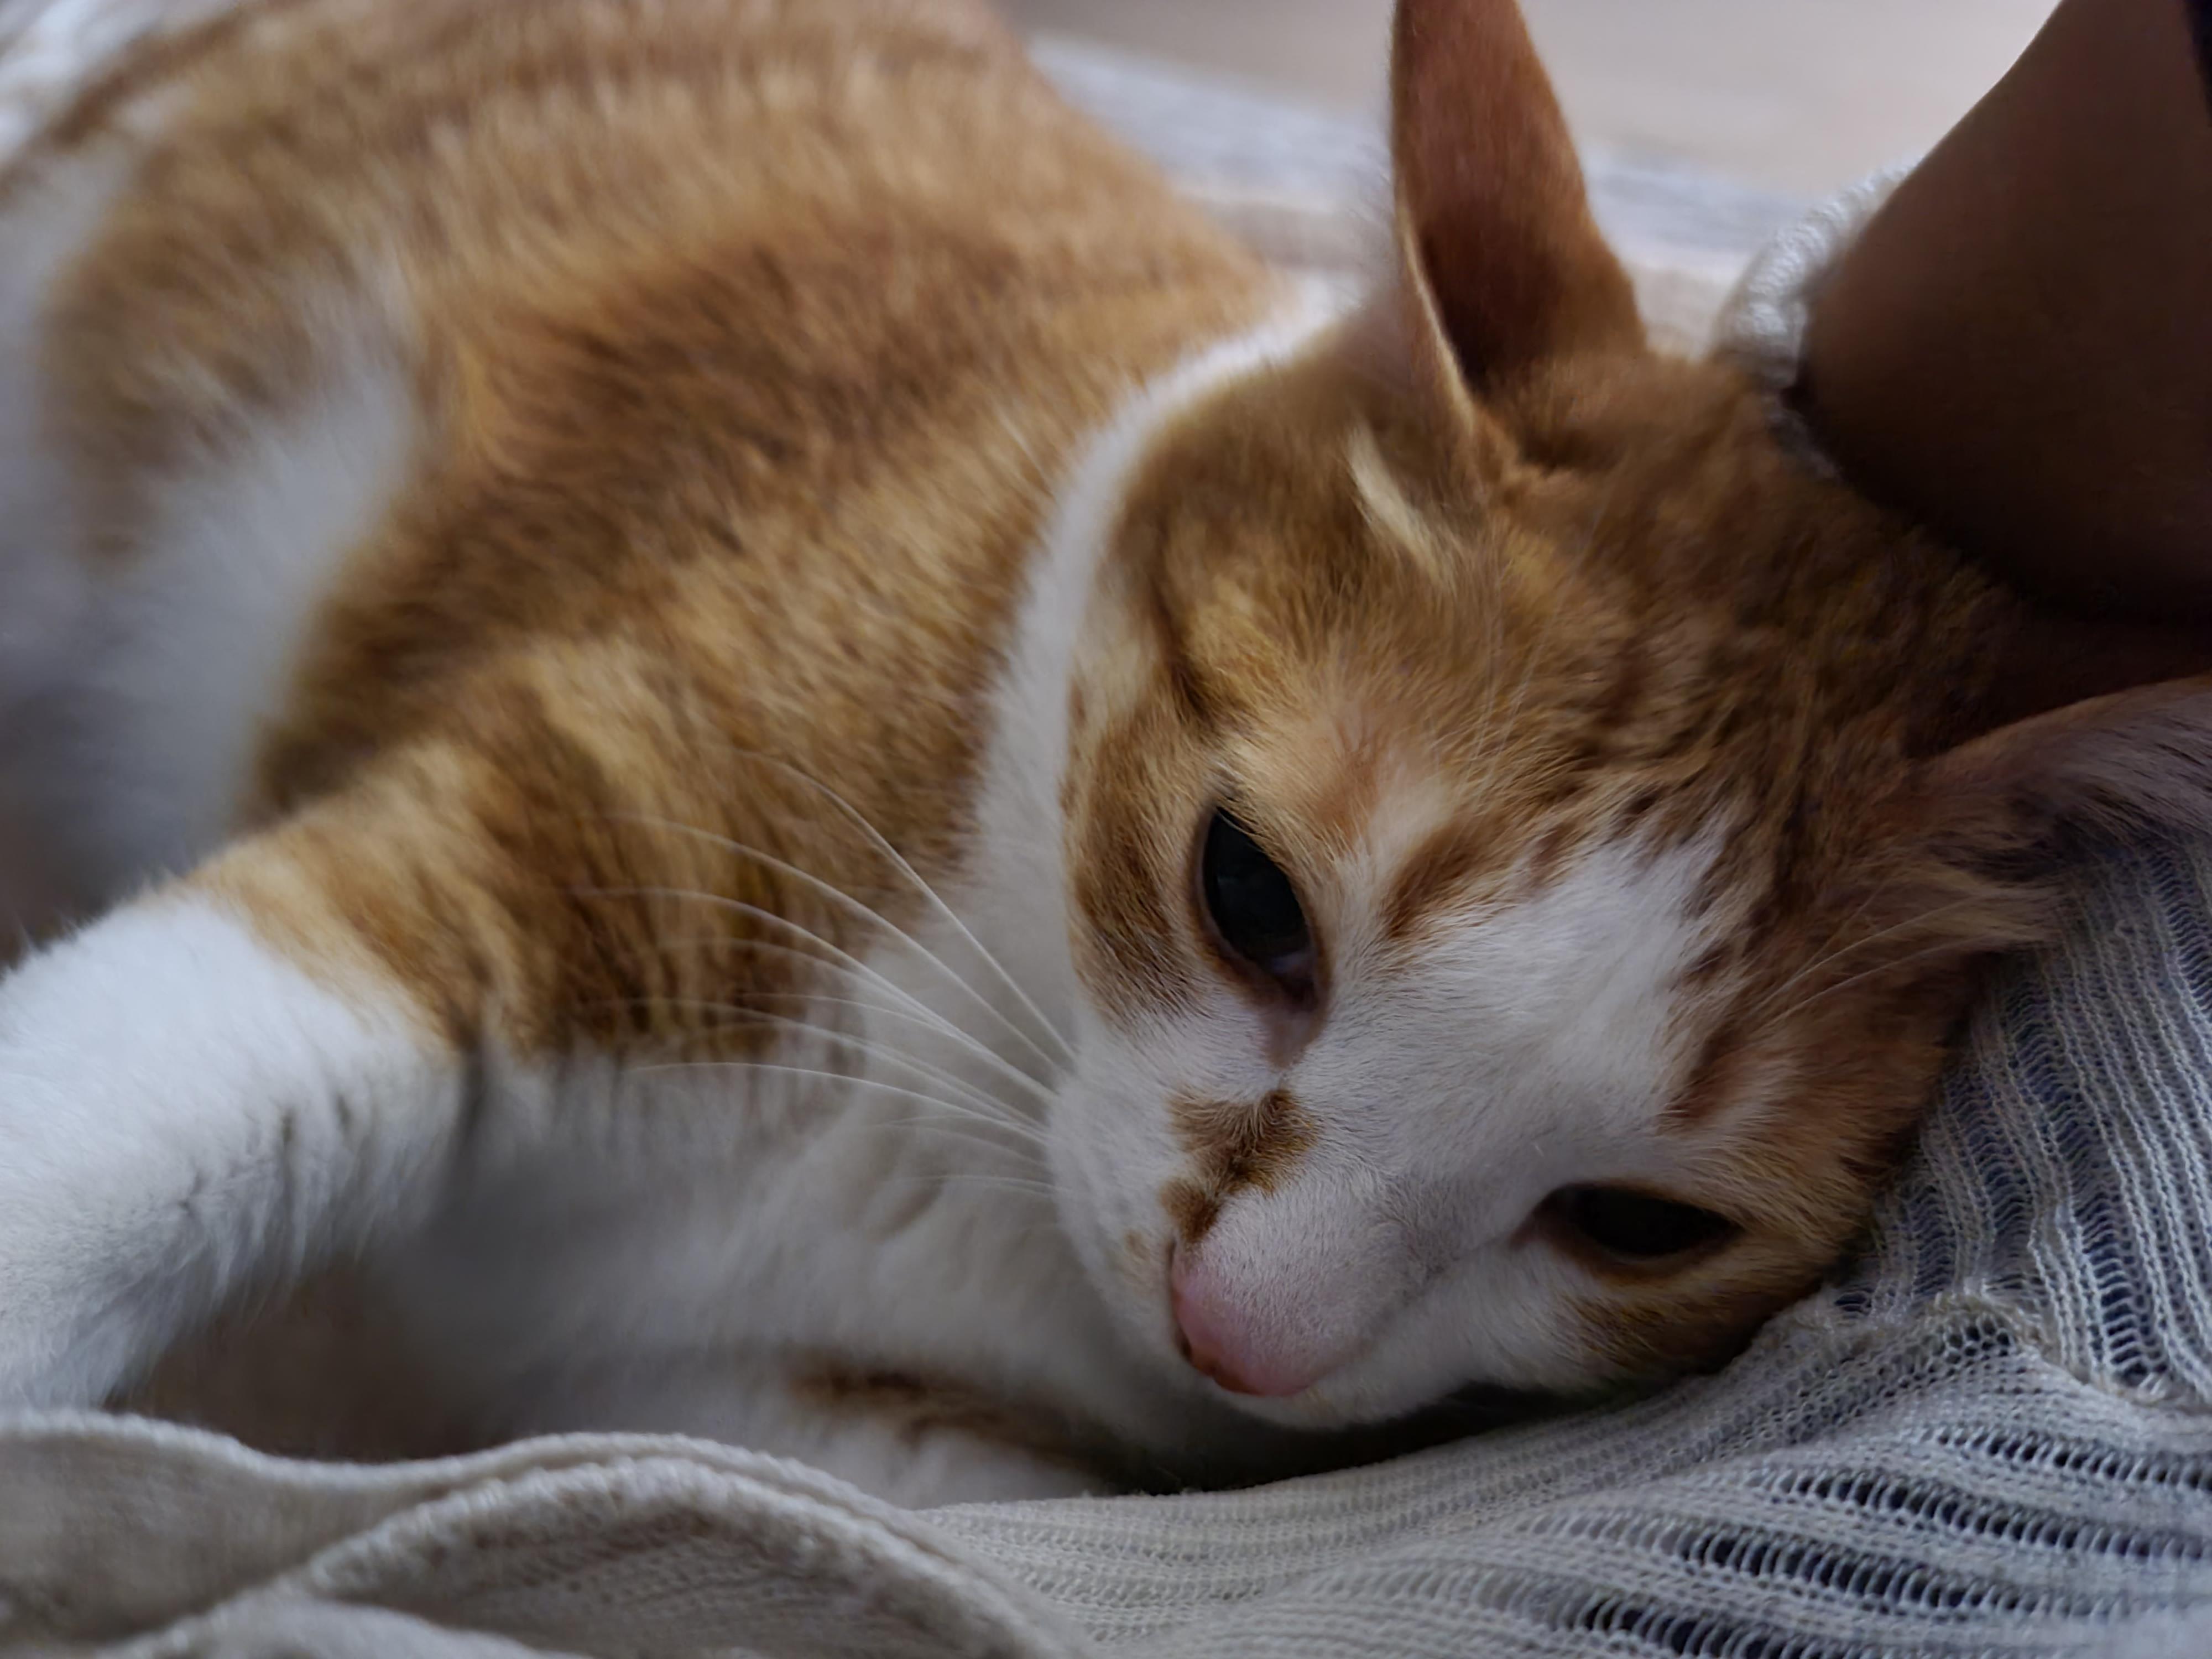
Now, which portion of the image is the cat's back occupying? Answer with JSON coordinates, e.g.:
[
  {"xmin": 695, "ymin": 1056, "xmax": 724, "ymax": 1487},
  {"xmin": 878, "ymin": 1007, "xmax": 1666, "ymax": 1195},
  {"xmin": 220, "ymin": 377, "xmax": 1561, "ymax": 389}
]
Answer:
[
  {"xmin": 15, "ymin": 0, "xmax": 1202, "ymax": 431},
  {"xmin": 0, "ymin": 0, "xmax": 1270, "ymax": 883}
]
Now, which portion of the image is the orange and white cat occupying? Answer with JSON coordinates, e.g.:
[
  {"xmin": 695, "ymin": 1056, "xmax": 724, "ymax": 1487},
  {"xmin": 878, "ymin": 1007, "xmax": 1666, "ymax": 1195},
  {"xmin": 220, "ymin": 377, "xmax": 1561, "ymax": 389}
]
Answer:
[{"xmin": 0, "ymin": 0, "xmax": 2205, "ymax": 1505}]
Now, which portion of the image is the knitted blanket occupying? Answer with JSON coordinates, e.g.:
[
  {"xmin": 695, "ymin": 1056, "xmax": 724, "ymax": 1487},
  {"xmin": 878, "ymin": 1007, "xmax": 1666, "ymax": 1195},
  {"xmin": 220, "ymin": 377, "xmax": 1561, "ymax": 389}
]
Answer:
[{"xmin": 6, "ymin": 7, "xmax": 2211, "ymax": 1655}]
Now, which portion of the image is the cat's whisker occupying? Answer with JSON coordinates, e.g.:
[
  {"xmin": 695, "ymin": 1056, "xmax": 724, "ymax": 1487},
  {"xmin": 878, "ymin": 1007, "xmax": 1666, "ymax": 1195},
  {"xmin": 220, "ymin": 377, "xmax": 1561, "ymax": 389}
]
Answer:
[
  {"xmin": 1746, "ymin": 896, "xmax": 1990, "ymax": 1026},
  {"xmin": 596, "ymin": 994, "xmax": 1042, "ymax": 1131},
  {"xmin": 1773, "ymin": 874, "xmax": 1905, "ymax": 989},
  {"xmin": 893, "ymin": 1171, "xmax": 1060, "ymax": 1202},
  {"xmin": 629, "ymin": 1080, "xmax": 1045, "ymax": 1168},
  {"xmin": 638, "ymin": 927, "xmax": 1060, "ymax": 1106},
  {"xmin": 867, "ymin": 1119, "xmax": 1056, "ymax": 1164},
  {"xmin": 605, "ymin": 812, "xmax": 1072, "ymax": 1078},
  {"xmin": 709, "ymin": 749, "xmax": 1078, "ymax": 1058},
  {"xmin": 1757, "ymin": 931, "xmax": 1986, "ymax": 1032},
  {"xmin": 632, "ymin": 749, "xmax": 1078, "ymax": 1061},
  {"xmin": 879, "ymin": 1123, "xmax": 1055, "ymax": 1166},
  {"xmin": 994, "ymin": 407, "xmax": 1051, "ymax": 490},
  {"xmin": 574, "ymin": 885, "xmax": 1057, "ymax": 1098},
  {"xmin": 812, "ymin": 1111, "xmax": 1054, "ymax": 1167},
  {"xmin": 863, "ymin": 1119, "xmax": 1053, "ymax": 1159},
  {"xmin": 634, "ymin": 1060, "xmax": 1051, "ymax": 1153},
  {"xmin": 1738, "ymin": 905, "xmax": 1891, "ymax": 1022},
  {"xmin": 675, "ymin": 980, "xmax": 1056, "ymax": 1107}
]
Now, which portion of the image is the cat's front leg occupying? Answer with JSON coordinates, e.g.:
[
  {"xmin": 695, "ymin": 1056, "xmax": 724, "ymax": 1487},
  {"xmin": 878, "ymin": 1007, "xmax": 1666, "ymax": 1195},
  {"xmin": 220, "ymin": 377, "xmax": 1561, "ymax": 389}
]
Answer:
[{"xmin": 0, "ymin": 812, "xmax": 471, "ymax": 1408}]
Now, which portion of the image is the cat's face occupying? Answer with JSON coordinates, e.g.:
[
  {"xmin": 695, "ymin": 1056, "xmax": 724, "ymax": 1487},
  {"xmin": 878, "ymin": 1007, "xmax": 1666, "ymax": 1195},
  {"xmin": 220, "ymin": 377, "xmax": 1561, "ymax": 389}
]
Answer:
[
  {"xmin": 1047, "ymin": 341, "xmax": 2012, "ymax": 1426},
  {"xmin": 1041, "ymin": 0, "xmax": 2061, "ymax": 1427}
]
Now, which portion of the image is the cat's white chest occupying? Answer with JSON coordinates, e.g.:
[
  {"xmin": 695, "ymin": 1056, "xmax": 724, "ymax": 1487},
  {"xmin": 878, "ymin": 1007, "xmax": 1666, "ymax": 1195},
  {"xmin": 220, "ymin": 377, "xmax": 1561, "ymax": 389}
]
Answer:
[{"xmin": 374, "ymin": 891, "xmax": 1184, "ymax": 1493}]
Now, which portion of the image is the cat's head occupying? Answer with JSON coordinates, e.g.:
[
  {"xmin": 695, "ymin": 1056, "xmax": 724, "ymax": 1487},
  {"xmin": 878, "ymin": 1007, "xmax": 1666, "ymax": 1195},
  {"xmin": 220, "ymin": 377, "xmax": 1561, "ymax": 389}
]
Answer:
[{"xmin": 1045, "ymin": 0, "xmax": 2212, "ymax": 1427}]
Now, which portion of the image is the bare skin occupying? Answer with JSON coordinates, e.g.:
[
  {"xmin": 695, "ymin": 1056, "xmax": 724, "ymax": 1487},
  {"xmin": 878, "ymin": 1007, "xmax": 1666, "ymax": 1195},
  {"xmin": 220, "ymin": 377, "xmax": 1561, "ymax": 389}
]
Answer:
[{"xmin": 1799, "ymin": 0, "xmax": 2212, "ymax": 725}]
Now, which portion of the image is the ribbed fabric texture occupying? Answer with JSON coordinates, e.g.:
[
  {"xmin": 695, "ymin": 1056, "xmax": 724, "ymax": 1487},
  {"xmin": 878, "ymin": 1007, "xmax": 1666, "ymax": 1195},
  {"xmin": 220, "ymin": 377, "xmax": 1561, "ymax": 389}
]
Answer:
[
  {"xmin": 7, "ymin": 7, "xmax": 2212, "ymax": 1655},
  {"xmin": 932, "ymin": 834, "xmax": 2212, "ymax": 1657},
  {"xmin": 13, "ymin": 836, "xmax": 2212, "ymax": 1655}
]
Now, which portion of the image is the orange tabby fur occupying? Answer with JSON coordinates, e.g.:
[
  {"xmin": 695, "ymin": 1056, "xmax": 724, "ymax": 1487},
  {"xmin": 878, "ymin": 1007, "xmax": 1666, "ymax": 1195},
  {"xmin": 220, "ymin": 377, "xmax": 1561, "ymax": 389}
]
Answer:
[
  {"xmin": 0, "ymin": 0, "xmax": 2206, "ymax": 1494},
  {"xmin": 26, "ymin": 0, "xmax": 1270, "ymax": 1040}
]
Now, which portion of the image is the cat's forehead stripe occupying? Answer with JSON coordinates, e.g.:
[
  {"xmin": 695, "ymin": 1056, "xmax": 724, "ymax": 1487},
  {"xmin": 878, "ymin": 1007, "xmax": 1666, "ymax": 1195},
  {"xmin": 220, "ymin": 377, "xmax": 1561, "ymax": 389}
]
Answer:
[
  {"xmin": 1160, "ymin": 1088, "xmax": 1315, "ymax": 1247},
  {"xmin": 1346, "ymin": 422, "xmax": 1458, "ymax": 589},
  {"xmin": 1379, "ymin": 818, "xmax": 1488, "ymax": 943}
]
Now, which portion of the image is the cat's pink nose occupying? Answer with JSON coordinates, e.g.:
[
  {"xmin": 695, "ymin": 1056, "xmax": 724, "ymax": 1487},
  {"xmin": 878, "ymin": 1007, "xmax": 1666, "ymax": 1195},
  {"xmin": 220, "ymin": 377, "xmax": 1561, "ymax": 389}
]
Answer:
[{"xmin": 1168, "ymin": 1247, "xmax": 1322, "ymax": 1399}]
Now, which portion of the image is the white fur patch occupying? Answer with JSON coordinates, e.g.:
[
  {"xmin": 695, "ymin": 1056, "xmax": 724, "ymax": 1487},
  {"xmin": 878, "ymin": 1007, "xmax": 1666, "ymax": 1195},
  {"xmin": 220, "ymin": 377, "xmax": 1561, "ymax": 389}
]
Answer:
[
  {"xmin": 0, "ymin": 138, "xmax": 132, "ymax": 706},
  {"xmin": 1299, "ymin": 832, "xmax": 1729, "ymax": 1395},
  {"xmin": 0, "ymin": 60, "xmax": 420, "ymax": 898},
  {"xmin": 0, "ymin": 895, "xmax": 455, "ymax": 1406},
  {"xmin": 1339, "ymin": 832, "xmax": 1729, "ymax": 1169},
  {"xmin": 0, "ymin": 0, "xmax": 243, "ymax": 160},
  {"xmin": 0, "ymin": 315, "xmax": 416, "ymax": 895},
  {"xmin": 77, "ymin": 340, "xmax": 416, "ymax": 879},
  {"xmin": 1063, "ymin": 821, "xmax": 1731, "ymax": 1422}
]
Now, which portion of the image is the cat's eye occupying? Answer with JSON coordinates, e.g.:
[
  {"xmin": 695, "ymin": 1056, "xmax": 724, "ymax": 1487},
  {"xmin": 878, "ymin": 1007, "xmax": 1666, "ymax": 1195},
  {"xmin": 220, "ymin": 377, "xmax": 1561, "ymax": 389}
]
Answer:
[
  {"xmin": 1548, "ymin": 1186, "xmax": 1737, "ymax": 1265},
  {"xmin": 1199, "ymin": 809, "xmax": 1317, "ymax": 999}
]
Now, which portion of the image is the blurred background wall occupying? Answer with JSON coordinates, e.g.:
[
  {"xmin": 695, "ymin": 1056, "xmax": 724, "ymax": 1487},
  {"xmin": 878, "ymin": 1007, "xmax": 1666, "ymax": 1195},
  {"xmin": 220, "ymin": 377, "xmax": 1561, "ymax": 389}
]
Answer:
[{"xmin": 998, "ymin": 0, "xmax": 2058, "ymax": 200}]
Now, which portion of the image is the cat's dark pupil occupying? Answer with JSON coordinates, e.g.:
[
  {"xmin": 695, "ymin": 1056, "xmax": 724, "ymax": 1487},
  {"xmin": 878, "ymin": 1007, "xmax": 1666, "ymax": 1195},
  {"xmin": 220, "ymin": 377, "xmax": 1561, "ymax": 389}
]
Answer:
[
  {"xmin": 1202, "ymin": 811, "xmax": 1311, "ymax": 978},
  {"xmin": 1558, "ymin": 1186, "xmax": 1734, "ymax": 1260}
]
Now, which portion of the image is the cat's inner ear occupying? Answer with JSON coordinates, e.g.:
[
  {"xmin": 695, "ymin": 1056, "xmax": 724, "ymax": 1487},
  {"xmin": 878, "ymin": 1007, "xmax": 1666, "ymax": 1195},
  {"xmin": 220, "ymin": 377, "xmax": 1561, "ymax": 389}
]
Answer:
[{"xmin": 1388, "ymin": 0, "xmax": 1644, "ymax": 400}]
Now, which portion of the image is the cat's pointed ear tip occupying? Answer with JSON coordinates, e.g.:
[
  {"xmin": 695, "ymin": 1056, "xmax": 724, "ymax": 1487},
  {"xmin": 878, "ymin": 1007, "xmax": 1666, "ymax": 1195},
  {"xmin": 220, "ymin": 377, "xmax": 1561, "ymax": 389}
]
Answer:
[{"xmin": 1384, "ymin": 0, "xmax": 1644, "ymax": 395}]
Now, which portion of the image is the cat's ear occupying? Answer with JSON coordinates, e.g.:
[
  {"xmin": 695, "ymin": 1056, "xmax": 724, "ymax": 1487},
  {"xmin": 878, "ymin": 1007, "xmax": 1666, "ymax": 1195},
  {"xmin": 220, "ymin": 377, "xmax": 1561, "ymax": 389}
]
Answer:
[
  {"xmin": 1919, "ymin": 676, "xmax": 2212, "ymax": 856},
  {"xmin": 1388, "ymin": 0, "xmax": 1644, "ymax": 401}
]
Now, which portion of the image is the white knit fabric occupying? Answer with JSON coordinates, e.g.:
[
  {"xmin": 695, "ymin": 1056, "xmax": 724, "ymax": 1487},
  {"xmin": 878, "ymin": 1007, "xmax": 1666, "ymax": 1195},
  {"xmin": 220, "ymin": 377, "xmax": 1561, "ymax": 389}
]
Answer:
[{"xmin": 8, "ymin": 7, "xmax": 2212, "ymax": 1655}]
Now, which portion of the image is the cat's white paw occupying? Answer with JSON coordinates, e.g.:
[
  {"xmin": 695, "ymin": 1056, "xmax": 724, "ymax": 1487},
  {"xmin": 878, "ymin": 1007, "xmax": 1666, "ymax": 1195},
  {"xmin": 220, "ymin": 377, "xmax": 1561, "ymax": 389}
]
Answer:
[
  {"xmin": 0, "ymin": 896, "xmax": 456, "ymax": 1413},
  {"xmin": 0, "ymin": 1297, "xmax": 158, "ymax": 1411},
  {"xmin": 0, "ymin": 1091, "xmax": 200, "ymax": 1408}
]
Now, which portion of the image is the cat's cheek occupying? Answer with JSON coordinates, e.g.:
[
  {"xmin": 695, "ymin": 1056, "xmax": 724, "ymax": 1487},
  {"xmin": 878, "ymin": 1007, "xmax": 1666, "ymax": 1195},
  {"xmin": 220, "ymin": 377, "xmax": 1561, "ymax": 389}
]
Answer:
[
  {"xmin": 1044, "ymin": 1076, "xmax": 1189, "ymax": 1355},
  {"xmin": 1263, "ymin": 1246, "xmax": 1627, "ymax": 1426}
]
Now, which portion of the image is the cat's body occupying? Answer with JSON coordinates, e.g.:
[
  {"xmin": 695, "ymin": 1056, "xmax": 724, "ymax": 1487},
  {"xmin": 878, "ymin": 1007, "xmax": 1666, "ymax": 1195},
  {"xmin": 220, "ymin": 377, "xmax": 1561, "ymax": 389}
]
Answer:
[
  {"xmin": 0, "ymin": 0, "xmax": 1300, "ymax": 1500},
  {"xmin": 1, "ymin": 0, "xmax": 2207, "ymax": 1507}
]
